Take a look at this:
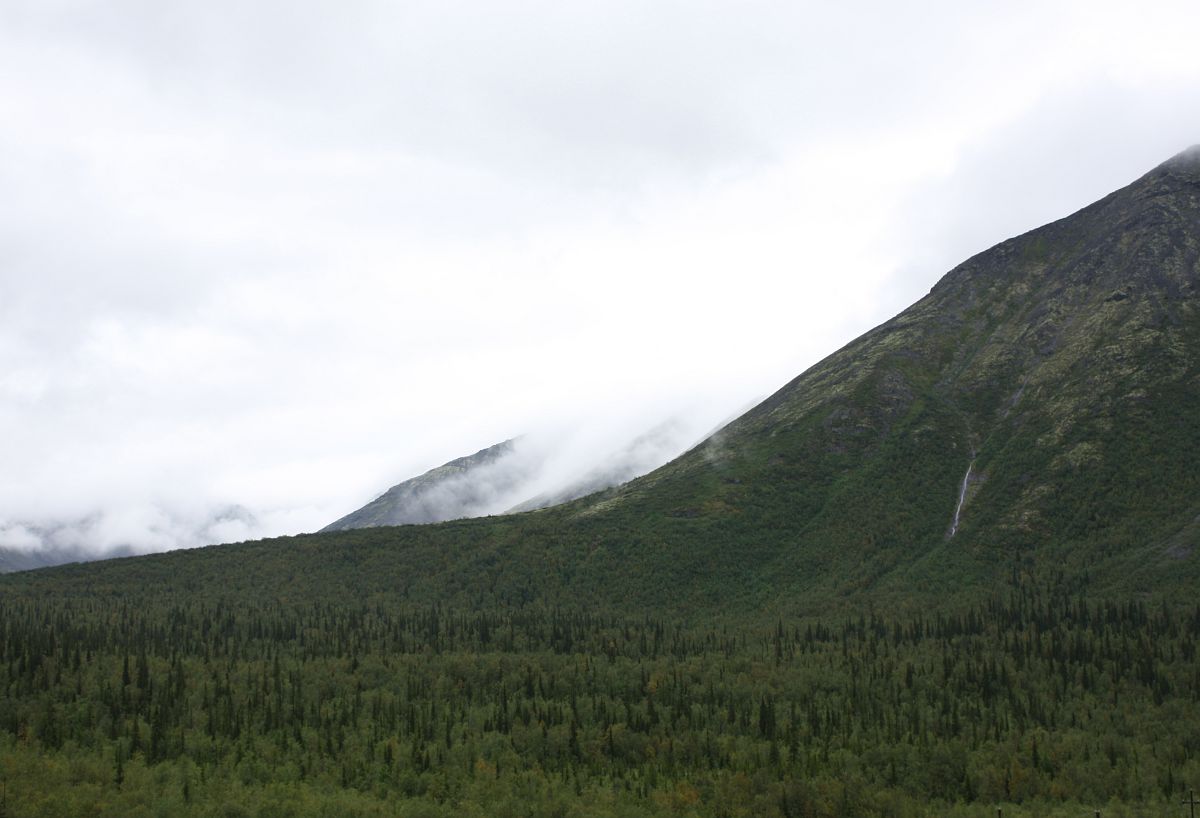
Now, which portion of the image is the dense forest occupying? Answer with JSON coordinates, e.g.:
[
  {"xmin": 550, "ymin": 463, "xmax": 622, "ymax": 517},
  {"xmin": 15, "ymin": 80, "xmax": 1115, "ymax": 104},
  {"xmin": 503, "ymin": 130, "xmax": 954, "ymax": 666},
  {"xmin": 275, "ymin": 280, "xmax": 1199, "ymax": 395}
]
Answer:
[{"xmin": 2, "ymin": 573, "xmax": 1198, "ymax": 817}]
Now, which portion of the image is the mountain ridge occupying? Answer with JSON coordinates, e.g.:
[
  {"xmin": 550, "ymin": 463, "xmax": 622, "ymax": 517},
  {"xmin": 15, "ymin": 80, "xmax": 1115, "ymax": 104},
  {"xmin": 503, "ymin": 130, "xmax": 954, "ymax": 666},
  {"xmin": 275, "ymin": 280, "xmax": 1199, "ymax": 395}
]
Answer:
[
  {"xmin": 2, "ymin": 148, "xmax": 1197, "ymax": 616},
  {"xmin": 543, "ymin": 145, "xmax": 1200, "ymax": 604},
  {"xmin": 320, "ymin": 438, "xmax": 528, "ymax": 531},
  {"xmin": 2, "ymin": 149, "xmax": 1198, "ymax": 818}
]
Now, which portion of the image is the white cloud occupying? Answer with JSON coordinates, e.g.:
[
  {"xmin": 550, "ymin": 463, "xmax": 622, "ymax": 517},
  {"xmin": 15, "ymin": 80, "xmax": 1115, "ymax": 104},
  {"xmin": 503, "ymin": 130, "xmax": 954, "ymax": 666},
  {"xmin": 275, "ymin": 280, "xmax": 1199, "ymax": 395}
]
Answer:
[
  {"xmin": 0, "ymin": 524, "xmax": 42, "ymax": 551},
  {"xmin": 1, "ymin": 0, "xmax": 1198, "ymax": 553}
]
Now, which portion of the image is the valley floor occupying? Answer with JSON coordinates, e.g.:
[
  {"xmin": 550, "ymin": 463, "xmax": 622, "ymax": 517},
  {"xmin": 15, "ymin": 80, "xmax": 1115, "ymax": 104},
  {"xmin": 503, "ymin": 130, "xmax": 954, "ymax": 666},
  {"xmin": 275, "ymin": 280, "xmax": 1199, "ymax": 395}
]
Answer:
[{"xmin": 2, "ymin": 585, "xmax": 1198, "ymax": 817}]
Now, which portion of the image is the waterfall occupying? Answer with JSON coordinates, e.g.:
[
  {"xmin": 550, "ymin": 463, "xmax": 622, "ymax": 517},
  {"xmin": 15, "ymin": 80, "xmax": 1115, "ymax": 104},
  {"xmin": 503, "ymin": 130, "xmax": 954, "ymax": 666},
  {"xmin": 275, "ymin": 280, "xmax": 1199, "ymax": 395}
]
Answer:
[{"xmin": 949, "ymin": 460, "xmax": 974, "ymax": 537}]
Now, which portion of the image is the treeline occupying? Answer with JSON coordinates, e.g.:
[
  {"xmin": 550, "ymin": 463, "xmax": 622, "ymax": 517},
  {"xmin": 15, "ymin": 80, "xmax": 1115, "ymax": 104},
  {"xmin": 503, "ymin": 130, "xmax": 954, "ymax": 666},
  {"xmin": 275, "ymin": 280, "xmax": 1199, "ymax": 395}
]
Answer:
[{"xmin": 1, "ymin": 588, "xmax": 1198, "ymax": 817}]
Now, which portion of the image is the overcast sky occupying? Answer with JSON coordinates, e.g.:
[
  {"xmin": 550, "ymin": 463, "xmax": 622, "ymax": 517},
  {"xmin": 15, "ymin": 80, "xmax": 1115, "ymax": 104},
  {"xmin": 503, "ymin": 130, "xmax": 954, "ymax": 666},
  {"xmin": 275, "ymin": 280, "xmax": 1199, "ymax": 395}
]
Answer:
[{"xmin": 2, "ymin": 0, "xmax": 1199, "ymax": 554}]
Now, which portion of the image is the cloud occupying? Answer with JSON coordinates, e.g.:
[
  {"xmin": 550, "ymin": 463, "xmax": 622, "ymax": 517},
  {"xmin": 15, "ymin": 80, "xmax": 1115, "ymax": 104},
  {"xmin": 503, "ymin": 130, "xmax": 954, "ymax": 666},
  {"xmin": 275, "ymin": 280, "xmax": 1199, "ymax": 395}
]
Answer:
[
  {"xmin": 880, "ymin": 78, "xmax": 1200, "ymax": 308},
  {"xmin": 1, "ymin": 0, "xmax": 1199, "ymax": 555},
  {"xmin": 0, "ymin": 524, "xmax": 41, "ymax": 551}
]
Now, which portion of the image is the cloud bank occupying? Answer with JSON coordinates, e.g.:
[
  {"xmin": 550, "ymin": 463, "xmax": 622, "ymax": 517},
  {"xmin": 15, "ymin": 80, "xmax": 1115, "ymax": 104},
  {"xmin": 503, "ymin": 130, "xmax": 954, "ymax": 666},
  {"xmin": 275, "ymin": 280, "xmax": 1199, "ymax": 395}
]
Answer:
[{"xmin": 2, "ymin": 0, "xmax": 1199, "ymax": 556}]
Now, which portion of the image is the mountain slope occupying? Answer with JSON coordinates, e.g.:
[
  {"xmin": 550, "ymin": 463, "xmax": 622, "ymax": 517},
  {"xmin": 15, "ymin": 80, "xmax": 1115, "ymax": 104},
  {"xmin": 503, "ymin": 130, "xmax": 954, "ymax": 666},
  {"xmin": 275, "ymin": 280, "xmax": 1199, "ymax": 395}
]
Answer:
[
  {"xmin": 0, "ymin": 544, "xmax": 89, "ymax": 573},
  {"xmin": 4, "ymin": 148, "xmax": 1198, "ymax": 615},
  {"xmin": 504, "ymin": 418, "xmax": 703, "ymax": 513},
  {"xmin": 555, "ymin": 144, "xmax": 1200, "ymax": 603},
  {"xmin": 325, "ymin": 416, "xmax": 720, "ymax": 530},
  {"xmin": 321, "ymin": 439, "xmax": 533, "ymax": 531}
]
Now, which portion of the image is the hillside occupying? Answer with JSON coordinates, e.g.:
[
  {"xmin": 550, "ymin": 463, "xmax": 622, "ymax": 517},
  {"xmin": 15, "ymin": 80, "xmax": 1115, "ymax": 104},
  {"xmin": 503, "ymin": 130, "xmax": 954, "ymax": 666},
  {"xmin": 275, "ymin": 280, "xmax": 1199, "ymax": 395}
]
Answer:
[{"xmin": 559, "ymin": 143, "xmax": 1200, "ymax": 607}]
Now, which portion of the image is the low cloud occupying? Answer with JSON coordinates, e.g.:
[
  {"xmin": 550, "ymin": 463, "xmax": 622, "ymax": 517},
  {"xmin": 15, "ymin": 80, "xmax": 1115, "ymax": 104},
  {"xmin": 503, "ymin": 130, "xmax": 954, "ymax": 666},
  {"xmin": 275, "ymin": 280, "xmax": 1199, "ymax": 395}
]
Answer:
[
  {"xmin": 0, "ymin": 504, "xmax": 261, "ymax": 557},
  {"xmin": 1, "ymin": 1, "xmax": 1199, "ymax": 560},
  {"xmin": 320, "ymin": 400, "xmax": 749, "ymax": 531}
]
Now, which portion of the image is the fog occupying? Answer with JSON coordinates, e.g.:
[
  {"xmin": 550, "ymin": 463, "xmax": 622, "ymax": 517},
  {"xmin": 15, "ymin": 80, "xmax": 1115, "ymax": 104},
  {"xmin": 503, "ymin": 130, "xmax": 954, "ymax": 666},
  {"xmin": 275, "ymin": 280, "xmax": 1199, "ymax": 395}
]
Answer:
[
  {"xmin": 2, "ymin": 0, "xmax": 1199, "ymax": 559},
  {"xmin": 321, "ymin": 407, "xmax": 734, "ymax": 530}
]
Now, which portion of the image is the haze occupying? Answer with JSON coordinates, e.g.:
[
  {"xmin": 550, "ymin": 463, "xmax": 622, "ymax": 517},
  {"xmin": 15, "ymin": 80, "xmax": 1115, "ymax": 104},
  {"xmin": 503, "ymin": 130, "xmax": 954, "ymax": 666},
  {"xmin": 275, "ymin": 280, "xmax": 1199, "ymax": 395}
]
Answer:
[{"xmin": 2, "ymin": 0, "xmax": 1199, "ymax": 556}]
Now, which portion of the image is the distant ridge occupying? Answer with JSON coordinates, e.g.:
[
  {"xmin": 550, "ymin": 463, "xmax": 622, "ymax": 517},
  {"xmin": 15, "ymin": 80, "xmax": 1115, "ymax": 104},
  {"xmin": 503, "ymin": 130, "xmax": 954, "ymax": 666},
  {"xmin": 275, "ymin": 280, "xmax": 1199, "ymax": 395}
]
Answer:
[
  {"xmin": 321, "ymin": 439, "xmax": 532, "ymax": 531},
  {"xmin": 323, "ymin": 416, "xmax": 720, "ymax": 531}
]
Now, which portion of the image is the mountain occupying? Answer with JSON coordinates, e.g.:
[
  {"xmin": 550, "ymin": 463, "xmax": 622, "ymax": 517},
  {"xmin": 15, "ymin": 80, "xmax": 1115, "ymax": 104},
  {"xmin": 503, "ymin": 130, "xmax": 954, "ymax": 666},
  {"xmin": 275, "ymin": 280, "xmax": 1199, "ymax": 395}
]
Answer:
[
  {"xmin": 552, "ymin": 143, "xmax": 1200, "ymax": 606},
  {"xmin": 6, "ymin": 147, "xmax": 1196, "ymax": 612},
  {"xmin": 0, "ymin": 543, "xmax": 140, "ymax": 573},
  {"xmin": 0, "ymin": 544, "xmax": 91, "ymax": 573},
  {"xmin": 2, "ymin": 148, "xmax": 1198, "ymax": 818},
  {"xmin": 323, "ymin": 416, "xmax": 720, "ymax": 530},
  {"xmin": 320, "ymin": 438, "xmax": 535, "ymax": 531}
]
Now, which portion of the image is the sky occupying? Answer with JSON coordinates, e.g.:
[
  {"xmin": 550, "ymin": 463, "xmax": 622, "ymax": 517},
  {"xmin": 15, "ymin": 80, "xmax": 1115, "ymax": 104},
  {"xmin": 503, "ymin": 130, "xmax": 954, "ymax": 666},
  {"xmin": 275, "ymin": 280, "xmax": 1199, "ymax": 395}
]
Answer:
[{"xmin": 2, "ymin": 0, "xmax": 1199, "ymax": 555}]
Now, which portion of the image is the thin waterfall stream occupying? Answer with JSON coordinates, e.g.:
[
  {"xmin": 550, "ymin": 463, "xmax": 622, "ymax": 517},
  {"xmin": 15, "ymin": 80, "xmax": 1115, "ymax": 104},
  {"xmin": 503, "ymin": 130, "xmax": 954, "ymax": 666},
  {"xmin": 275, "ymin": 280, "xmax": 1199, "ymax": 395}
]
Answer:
[{"xmin": 949, "ymin": 459, "xmax": 974, "ymax": 537}]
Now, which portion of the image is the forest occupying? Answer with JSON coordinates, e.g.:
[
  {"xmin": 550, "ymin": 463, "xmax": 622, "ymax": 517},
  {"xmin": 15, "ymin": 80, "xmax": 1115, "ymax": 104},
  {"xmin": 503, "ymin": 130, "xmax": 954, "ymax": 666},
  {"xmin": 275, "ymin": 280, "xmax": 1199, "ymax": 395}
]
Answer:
[{"xmin": 2, "ymin": 573, "xmax": 1198, "ymax": 817}]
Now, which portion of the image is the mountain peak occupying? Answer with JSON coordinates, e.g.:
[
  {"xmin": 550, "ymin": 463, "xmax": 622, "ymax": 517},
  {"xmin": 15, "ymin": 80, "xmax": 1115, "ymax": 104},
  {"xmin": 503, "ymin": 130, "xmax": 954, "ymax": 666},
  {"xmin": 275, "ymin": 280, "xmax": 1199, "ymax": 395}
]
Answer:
[
  {"xmin": 1167, "ymin": 143, "xmax": 1200, "ymax": 165},
  {"xmin": 321, "ymin": 438, "xmax": 533, "ymax": 531},
  {"xmin": 1149, "ymin": 143, "xmax": 1200, "ymax": 185}
]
